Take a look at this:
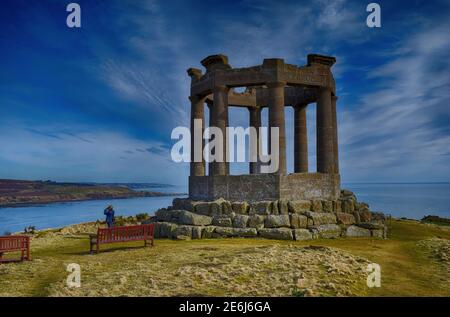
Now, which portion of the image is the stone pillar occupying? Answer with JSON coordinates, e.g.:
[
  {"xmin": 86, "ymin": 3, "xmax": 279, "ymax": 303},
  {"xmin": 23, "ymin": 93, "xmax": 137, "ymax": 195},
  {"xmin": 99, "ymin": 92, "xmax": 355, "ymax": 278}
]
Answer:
[
  {"xmin": 209, "ymin": 85, "xmax": 229, "ymax": 176},
  {"xmin": 248, "ymin": 107, "xmax": 261, "ymax": 174},
  {"xmin": 316, "ymin": 87, "xmax": 334, "ymax": 173},
  {"xmin": 267, "ymin": 82, "xmax": 287, "ymax": 175},
  {"xmin": 331, "ymin": 95, "xmax": 339, "ymax": 174},
  {"xmin": 190, "ymin": 95, "xmax": 205, "ymax": 176},
  {"xmin": 294, "ymin": 104, "xmax": 308, "ymax": 173}
]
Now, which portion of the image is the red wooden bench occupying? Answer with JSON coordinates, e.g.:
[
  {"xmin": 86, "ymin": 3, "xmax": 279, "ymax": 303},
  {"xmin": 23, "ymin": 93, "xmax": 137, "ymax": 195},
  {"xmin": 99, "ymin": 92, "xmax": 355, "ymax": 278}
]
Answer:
[
  {"xmin": 89, "ymin": 224, "xmax": 154, "ymax": 254},
  {"xmin": 0, "ymin": 236, "xmax": 31, "ymax": 263}
]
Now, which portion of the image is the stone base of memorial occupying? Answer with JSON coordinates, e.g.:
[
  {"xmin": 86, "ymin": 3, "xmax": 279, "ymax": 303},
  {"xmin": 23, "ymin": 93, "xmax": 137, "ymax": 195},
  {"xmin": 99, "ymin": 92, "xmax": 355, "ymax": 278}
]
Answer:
[{"xmin": 146, "ymin": 190, "xmax": 387, "ymax": 241}]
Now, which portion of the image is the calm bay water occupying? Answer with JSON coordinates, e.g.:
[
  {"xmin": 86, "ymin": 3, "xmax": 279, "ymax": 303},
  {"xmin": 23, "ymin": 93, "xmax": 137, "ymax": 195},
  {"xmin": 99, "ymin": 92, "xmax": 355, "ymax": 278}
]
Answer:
[{"xmin": 0, "ymin": 183, "xmax": 449, "ymax": 235}]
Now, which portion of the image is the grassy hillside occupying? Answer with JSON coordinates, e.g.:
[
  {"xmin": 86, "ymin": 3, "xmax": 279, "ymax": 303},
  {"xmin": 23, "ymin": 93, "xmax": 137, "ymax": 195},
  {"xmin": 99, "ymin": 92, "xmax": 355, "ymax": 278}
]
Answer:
[
  {"xmin": 0, "ymin": 179, "xmax": 175, "ymax": 207},
  {"xmin": 0, "ymin": 219, "xmax": 449, "ymax": 297}
]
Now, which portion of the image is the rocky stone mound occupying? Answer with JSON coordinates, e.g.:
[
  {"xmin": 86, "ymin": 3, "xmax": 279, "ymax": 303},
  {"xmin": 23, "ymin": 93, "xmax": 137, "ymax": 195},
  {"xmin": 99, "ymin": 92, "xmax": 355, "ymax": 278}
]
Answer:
[{"xmin": 147, "ymin": 190, "xmax": 388, "ymax": 241}]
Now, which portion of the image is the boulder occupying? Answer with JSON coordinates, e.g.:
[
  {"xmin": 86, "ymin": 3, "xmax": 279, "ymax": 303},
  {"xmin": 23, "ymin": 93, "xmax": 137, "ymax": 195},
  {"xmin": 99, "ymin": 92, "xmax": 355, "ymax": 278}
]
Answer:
[
  {"xmin": 293, "ymin": 229, "xmax": 313, "ymax": 241},
  {"xmin": 175, "ymin": 225, "xmax": 193, "ymax": 240},
  {"xmin": 322, "ymin": 200, "xmax": 333, "ymax": 212},
  {"xmin": 278, "ymin": 199, "xmax": 289, "ymax": 215},
  {"xmin": 359, "ymin": 210, "xmax": 372, "ymax": 223},
  {"xmin": 234, "ymin": 228, "xmax": 258, "ymax": 237},
  {"xmin": 248, "ymin": 215, "xmax": 265, "ymax": 229},
  {"xmin": 305, "ymin": 212, "xmax": 337, "ymax": 226},
  {"xmin": 232, "ymin": 214, "xmax": 250, "ymax": 228},
  {"xmin": 356, "ymin": 202, "xmax": 370, "ymax": 212},
  {"xmin": 158, "ymin": 222, "xmax": 178, "ymax": 238},
  {"xmin": 346, "ymin": 225, "xmax": 371, "ymax": 237},
  {"xmin": 290, "ymin": 214, "xmax": 308, "ymax": 229},
  {"xmin": 172, "ymin": 198, "xmax": 193, "ymax": 211},
  {"xmin": 335, "ymin": 212, "xmax": 356, "ymax": 225},
  {"xmin": 288, "ymin": 200, "xmax": 311, "ymax": 213},
  {"xmin": 194, "ymin": 202, "xmax": 210, "ymax": 216},
  {"xmin": 154, "ymin": 208, "xmax": 175, "ymax": 222},
  {"xmin": 265, "ymin": 215, "xmax": 290, "ymax": 228},
  {"xmin": 192, "ymin": 226, "xmax": 203, "ymax": 239},
  {"xmin": 341, "ymin": 199, "xmax": 355, "ymax": 213},
  {"xmin": 333, "ymin": 200, "xmax": 342, "ymax": 213},
  {"xmin": 214, "ymin": 227, "xmax": 257, "ymax": 238},
  {"xmin": 371, "ymin": 212, "xmax": 387, "ymax": 225},
  {"xmin": 311, "ymin": 200, "xmax": 323, "ymax": 212},
  {"xmin": 178, "ymin": 210, "xmax": 213, "ymax": 226},
  {"xmin": 231, "ymin": 201, "xmax": 249, "ymax": 214},
  {"xmin": 250, "ymin": 201, "xmax": 273, "ymax": 215},
  {"xmin": 212, "ymin": 216, "xmax": 232, "ymax": 227},
  {"xmin": 371, "ymin": 229, "xmax": 386, "ymax": 239},
  {"xmin": 201, "ymin": 226, "xmax": 216, "ymax": 239},
  {"xmin": 258, "ymin": 228, "xmax": 294, "ymax": 240},
  {"xmin": 341, "ymin": 189, "xmax": 354, "ymax": 197},
  {"xmin": 356, "ymin": 222, "xmax": 385, "ymax": 230},
  {"xmin": 310, "ymin": 224, "xmax": 341, "ymax": 239}
]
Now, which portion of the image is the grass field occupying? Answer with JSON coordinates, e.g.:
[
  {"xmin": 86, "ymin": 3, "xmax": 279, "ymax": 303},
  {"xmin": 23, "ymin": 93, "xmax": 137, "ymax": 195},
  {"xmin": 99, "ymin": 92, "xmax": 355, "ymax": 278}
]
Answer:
[{"xmin": 0, "ymin": 219, "xmax": 449, "ymax": 297}]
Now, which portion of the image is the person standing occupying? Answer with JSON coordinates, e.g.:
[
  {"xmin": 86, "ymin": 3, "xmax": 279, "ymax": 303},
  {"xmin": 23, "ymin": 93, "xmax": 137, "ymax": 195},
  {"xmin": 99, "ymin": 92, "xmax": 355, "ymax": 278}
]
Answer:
[{"xmin": 104, "ymin": 205, "xmax": 115, "ymax": 228}]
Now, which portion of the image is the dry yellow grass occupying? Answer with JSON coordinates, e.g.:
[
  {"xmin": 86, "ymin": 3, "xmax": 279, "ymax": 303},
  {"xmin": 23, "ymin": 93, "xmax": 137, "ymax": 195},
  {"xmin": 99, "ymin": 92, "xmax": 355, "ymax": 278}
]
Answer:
[{"xmin": 0, "ymin": 219, "xmax": 449, "ymax": 297}]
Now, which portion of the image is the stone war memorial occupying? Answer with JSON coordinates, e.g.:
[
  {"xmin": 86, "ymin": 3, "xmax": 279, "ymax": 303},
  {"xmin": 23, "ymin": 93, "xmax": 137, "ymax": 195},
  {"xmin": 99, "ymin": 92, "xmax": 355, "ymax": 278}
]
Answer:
[{"xmin": 152, "ymin": 54, "xmax": 387, "ymax": 241}]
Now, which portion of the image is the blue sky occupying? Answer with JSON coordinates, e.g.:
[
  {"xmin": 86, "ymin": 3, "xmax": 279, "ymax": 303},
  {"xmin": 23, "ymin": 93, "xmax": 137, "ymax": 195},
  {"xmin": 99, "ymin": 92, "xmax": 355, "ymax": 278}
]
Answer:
[{"xmin": 0, "ymin": 0, "xmax": 449, "ymax": 185}]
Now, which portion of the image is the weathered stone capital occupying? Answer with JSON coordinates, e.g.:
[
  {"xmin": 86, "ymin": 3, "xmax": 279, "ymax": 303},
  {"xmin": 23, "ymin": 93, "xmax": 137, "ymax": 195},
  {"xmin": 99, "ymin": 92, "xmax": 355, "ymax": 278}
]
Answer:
[
  {"xmin": 331, "ymin": 95, "xmax": 338, "ymax": 101},
  {"xmin": 187, "ymin": 68, "xmax": 202, "ymax": 80},
  {"xmin": 307, "ymin": 54, "xmax": 336, "ymax": 67}
]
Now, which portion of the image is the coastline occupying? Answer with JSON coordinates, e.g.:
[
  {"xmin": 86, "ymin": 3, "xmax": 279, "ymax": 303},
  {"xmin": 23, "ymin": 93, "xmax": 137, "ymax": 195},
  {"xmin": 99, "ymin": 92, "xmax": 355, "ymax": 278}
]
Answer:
[{"xmin": 0, "ymin": 191, "xmax": 185, "ymax": 209}]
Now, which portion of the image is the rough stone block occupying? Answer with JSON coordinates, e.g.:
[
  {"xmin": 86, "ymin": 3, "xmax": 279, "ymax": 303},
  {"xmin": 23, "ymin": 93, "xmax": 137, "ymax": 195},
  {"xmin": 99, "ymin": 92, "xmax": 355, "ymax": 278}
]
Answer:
[
  {"xmin": 158, "ymin": 222, "xmax": 178, "ymax": 238},
  {"xmin": 371, "ymin": 229, "xmax": 385, "ymax": 239},
  {"xmin": 356, "ymin": 202, "xmax": 370, "ymax": 212},
  {"xmin": 178, "ymin": 210, "xmax": 213, "ymax": 226},
  {"xmin": 346, "ymin": 225, "xmax": 371, "ymax": 237},
  {"xmin": 278, "ymin": 199, "xmax": 289, "ymax": 215},
  {"xmin": 192, "ymin": 226, "xmax": 203, "ymax": 239},
  {"xmin": 201, "ymin": 226, "xmax": 216, "ymax": 239},
  {"xmin": 322, "ymin": 200, "xmax": 333, "ymax": 212},
  {"xmin": 333, "ymin": 200, "xmax": 342, "ymax": 212},
  {"xmin": 172, "ymin": 198, "xmax": 193, "ymax": 211},
  {"xmin": 264, "ymin": 215, "xmax": 290, "ymax": 228},
  {"xmin": 232, "ymin": 214, "xmax": 250, "ymax": 228},
  {"xmin": 258, "ymin": 228, "xmax": 294, "ymax": 240},
  {"xmin": 212, "ymin": 216, "xmax": 232, "ymax": 227},
  {"xmin": 271, "ymin": 201, "xmax": 279, "ymax": 215},
  {"xmin": 290, "ymin": 214, "xmax": 308, "ymax": 229},
  {"xmin": 341, "ymin": 199, "xmax": 355, "ymax": 213},
  {"xmin": 311, "ymin": 200, "xmax": 323, "ymax": 212},
  {"xmin": 194, "ymin": 202, "xmax": 210, "ymax": 216},
  {"xmin": 175, "ymin": 225, "xmax": 193, "ymax": 239},
  {"xmin": 288, "ymin": 200, "xmax": 311, "ymax": 213},
  {"xmin": 213, "ymin": 227, "xmax": 257, "ymax": 238},
  {"xmin": 231, "ymin": 201, "xmax": 249, "ymax": 214},
  {"xmin": 335, "ymin": 212, "xmax": 356, "ymax": 225},
  {"xmin": 305, "ymin": 211, "xmax": 337, "ymax": 226},
  {"xmin": 293, "ymin": 229, "xmax": 313, "ymax": 241},
  {"xmin": 310, "ymin": 224, "xmax": 341, "ymax": 239},
  {"xmin": 359, "ymin": 210, "xmax": 371, "ymax": 223},
  {"xmin": 248, "ymin": 214, "xmax": 265, "ymax": 229},
  {"xmin": 250, "ymin": 201, "xmax": 273, "ymax": 215}
]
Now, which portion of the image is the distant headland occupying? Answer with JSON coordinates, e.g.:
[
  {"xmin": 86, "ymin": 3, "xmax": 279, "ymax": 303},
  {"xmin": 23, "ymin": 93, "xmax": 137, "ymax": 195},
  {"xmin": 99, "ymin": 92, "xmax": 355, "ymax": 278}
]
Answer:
[{"xmin": 0, "ymin": 179, "xmax": 183, "ymax": 208}]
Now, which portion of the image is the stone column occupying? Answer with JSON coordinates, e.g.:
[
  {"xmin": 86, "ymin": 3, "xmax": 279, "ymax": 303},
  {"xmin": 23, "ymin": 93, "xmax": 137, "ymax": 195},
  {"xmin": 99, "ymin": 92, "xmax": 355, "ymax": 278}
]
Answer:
[
  {"xmin": 209, "ymin": 85, "xmax": 229, "ymax": 176},
  {"xmin": 267, "ymin": 82, "xmax": 287, "ymax": 175},
  {"xmin": 190, "ymin": 95, "xmax": 205, "ymax": 176},
  {"xmin": 331, "ymin": 95, "xmax": 339, "ymax": 174},
  {"xmin": 248, "ymin": 107, "xmax": 261, "ymax": 174},
  {"xmin": 294, "ymin": 104, "xmax": 308, "ymax": 173},
  {"xmin": 316, "ymin": 87, "xmax": 334, "ymax": 173}
]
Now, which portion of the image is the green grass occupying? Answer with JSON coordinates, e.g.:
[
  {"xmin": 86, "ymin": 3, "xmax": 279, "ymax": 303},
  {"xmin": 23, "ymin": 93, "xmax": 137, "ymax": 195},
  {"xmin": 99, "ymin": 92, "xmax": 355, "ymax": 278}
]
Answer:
[{"xmin": 0, "ymin": 219, "xmax": 449, "ymax": 297}]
